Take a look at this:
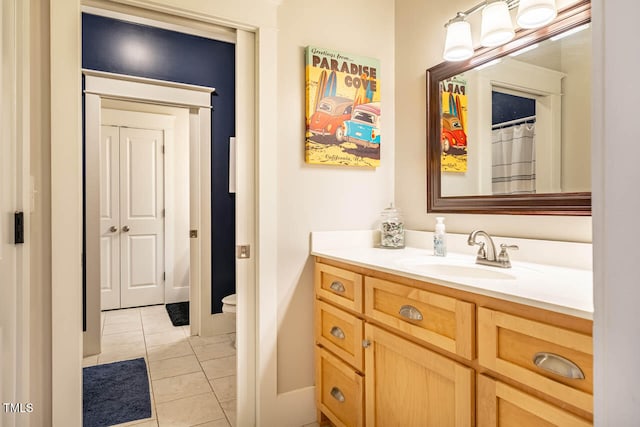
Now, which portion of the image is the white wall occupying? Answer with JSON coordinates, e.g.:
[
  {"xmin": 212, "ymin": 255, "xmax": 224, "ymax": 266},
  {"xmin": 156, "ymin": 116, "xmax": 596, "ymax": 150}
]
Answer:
[
  {"xmin": 561, "ymin": 29, "xmax": 592, "ymax": 192},
  {"xmin": 395, "ymin": 0, "xmax": 591, "ymax": 242},
  {"xmin": 276, "ymin": 0, "xmax": 395, "ymax": 393},
  {"xmin": 593, "ymin": 0, "xmax": 640, "ymax": 424}
]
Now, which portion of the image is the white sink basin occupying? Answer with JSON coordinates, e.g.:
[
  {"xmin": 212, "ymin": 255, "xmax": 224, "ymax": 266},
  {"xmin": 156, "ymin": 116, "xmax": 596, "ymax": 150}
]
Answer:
[{"xmin": 395, "ymin": 257, "xmax": 517, "ymax": 280}]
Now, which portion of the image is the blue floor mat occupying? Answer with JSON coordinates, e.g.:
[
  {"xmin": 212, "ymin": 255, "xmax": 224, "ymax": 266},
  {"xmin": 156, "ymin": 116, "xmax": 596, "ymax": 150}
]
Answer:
[{"xmin": 83, "ymin": 357, "xmax": 152, "ymax": 427}]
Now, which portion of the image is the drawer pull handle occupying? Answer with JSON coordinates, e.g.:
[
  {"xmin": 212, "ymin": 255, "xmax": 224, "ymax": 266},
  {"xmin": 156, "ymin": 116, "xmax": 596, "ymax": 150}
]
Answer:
[
  {"xmin": 399, "ymin": 305, "xmax": 423, "ymax": 321},
  {"xmin": 330, "ymin": 326, "xmax": 346, "ymax": 340},
  {"xmin": 532, "ymin": 352, "xmax": 585, "ymax": 380},
  {"xmin": 330, "ymin": 387, "xmax": 345, "ymax": 403},
  {"xmin": 330, "ymin": 281, "xmax": 346, "ymax": 293}
]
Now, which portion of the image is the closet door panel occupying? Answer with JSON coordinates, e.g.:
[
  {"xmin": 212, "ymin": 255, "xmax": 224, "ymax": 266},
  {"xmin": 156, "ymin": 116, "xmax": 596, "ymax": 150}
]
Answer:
[{"xmin": 100, "ymin": 125, "xmax": 121, "ymax": 310}]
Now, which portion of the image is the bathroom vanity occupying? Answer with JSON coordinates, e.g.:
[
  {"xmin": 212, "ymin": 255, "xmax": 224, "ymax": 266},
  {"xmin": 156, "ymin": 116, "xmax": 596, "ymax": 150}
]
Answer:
[{"xmin": 311, "ymin": 231, "xmax": 593, "ymax": 426}]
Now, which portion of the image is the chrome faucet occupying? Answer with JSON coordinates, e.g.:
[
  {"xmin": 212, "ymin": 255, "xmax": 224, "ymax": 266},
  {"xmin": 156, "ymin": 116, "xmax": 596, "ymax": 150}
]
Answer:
[{"xmin": 467, "ymin": 230, "xmax": 518, "ymax": 268}]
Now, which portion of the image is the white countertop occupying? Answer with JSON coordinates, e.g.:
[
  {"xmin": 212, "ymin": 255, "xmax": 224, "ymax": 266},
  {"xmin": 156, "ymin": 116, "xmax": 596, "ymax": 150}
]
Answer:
[{"xmin": 311, "ymin": 230, "xmax": 594, "ymax": 319}]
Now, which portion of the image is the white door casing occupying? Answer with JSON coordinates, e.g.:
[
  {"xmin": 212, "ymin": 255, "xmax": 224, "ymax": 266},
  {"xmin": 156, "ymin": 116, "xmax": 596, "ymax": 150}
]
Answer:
[
  {"xmin": 0, "ymin": 43, "xmax": 18, "ymax": 426},
  {"xmin": 119, "ymin": 127, "xmax": 165, "ymax": 308},
  {"xmin": 84, "ymin": 72, "xmax": 213, "ymax": 356},
  {"xmin": 1, "ymin": 0, "xmax": 31, "ymax": 423},
  {"xmin": 52, "ymin": 6, "xmax": 268, "ymax": 425}
]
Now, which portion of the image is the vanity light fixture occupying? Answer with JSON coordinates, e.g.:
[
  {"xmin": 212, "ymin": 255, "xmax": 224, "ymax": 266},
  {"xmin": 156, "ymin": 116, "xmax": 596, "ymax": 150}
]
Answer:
[
  {"xmin": 442, "ymin": 0, "xmax": 558, "ymax": 62},
  {"xmin": 517, "ymin": 0, "xmax": 557, "ymax": 29},
  {"xmin": 443, "ymin": 13, "xmax": 474, "ymax": 61},
  {"xmin": 481, "ymin": 1, "xmax": 515, "ymax": 47}
]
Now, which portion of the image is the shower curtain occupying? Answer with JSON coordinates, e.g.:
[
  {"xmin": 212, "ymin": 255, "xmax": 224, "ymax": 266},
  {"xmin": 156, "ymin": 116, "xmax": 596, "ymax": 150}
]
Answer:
[{"xmin": 491, "ymin": 123, "xmax": 536, "ymax": 195}]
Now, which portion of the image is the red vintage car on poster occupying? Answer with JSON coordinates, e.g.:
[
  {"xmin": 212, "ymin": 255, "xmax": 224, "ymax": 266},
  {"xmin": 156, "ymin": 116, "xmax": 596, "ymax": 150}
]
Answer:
[
  {"xmin": 308, "ymin": 96, "xmax": 353, "ymax": 137},
  {"xmin": 441, "ymin": 113, "xmax": 467, "ymax": 152}
]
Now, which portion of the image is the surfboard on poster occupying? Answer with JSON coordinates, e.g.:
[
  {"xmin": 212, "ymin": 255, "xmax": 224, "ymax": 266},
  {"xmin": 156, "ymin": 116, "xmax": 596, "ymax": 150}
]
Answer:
[{"xmin": 305, "ymin": 46, "xmax": 381, "ymax": 167}]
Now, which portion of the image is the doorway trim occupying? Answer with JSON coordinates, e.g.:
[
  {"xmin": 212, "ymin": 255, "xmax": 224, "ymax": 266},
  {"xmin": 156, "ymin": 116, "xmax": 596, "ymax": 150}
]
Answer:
[
  {"xmin": 83, "ymin": 71, "xmax": 214, "ymax": 355},
  {"xmin": 53, "ymin": 3, "xmax": 277, "ymax": 425}
]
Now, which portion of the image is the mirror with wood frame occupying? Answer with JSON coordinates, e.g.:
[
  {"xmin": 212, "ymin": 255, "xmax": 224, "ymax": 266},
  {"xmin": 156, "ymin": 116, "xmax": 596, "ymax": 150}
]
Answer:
[{"xmin": 427, "ymin": 0, "xmax": 591, "ymax": 215}]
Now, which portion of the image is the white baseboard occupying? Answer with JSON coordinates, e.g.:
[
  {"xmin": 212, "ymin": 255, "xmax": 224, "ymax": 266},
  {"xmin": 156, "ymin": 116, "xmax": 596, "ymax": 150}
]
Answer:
[
  {"xmin": 201, "ymin": 313, "xmax": 236, "ymax": 336},
  {"xmin": 275, "ymin": 386, "xmax": 316, "ymax": 427}
]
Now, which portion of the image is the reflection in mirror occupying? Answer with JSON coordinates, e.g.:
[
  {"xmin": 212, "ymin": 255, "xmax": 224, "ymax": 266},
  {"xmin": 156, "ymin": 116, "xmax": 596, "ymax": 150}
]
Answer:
[
  {"xmin": 426, "ymin": 0, "xmax": 591, "ymax": 215},
  {"xmin": 440, "ymin": 24, "xmax": 591, "ymax": 197}
]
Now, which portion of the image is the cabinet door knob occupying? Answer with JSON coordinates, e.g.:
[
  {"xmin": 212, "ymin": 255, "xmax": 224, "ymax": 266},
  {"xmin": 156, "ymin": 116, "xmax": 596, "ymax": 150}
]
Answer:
[
  {"xmin": 329, "ymin": 281, "xmax": 346, "ymax": 293},
  {"xmin": 399, "ymin": 304, "xmax": 423, "ymax": 321},
  {"xmin": 109, "ymin": 226, "xmax": 118, "ymax": 233},
  {"xmin": 330, "ymin": 326, "xmax": 346, "ymax": 340},
  {"xmin": 330, "ymin": 387, "xmax": 345, "ymax": 403},
  {"xmin": 532, "ymin": 352, "xmax": 585, "ymax": 380},
  {"xmin": 122, "ymin": 225, "xmax": 130, "ymax": 232},
  {"xmin": 362, "ymin": 339, "xmax": 371, "ymax": 348}
]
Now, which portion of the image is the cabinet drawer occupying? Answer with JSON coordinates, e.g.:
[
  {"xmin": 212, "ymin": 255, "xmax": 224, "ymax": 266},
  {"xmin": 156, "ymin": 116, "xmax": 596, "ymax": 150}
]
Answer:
[
  {"xmin": 364, "ymin": 276, "xmax": 474, "ymax": 359},
  {"xmin": 316, "ymin": 347, "xmax": 364, "ymax": 427},
  {"xmin": 478, "ymin": 375, "xmax": 592, "ymax": 427},
  {"xmin": 315, "ymin": 263, "xmax": 363, "ymax": 313},
  {"xmin": 315, "ymin": 300, "xmax": 364, "ymax": 371},
  {"xmin": 478, "ymin": 308, "xmax": 593, "ymax": 414}
]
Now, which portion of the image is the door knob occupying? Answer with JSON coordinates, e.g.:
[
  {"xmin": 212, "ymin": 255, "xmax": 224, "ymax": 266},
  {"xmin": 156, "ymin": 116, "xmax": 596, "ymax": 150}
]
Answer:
[
  {"xmin": 122, "ymin": 225, "xmax": 130, "ymax": 232},
  {"xmin": 109, "ymin": 226, "xmax": 118, "ymax": 233}
]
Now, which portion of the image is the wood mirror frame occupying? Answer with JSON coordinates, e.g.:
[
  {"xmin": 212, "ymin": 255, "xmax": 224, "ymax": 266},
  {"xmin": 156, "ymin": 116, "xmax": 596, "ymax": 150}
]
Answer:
[{"xmin": 426, "ymin": 0, "xmax": 591, "ymax": 215}]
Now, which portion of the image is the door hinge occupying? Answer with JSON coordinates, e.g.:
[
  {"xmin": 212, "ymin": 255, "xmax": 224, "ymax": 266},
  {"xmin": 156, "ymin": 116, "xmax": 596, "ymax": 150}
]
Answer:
[
  {"xmin": 162, "ymin": 208, "xmax": 165, "ymax": 218},
  {"xmin": 163, "ymin": 272, "xmax": 166, "ymax": 281},
  {"xmin": 162, "ymin": 145, "xmax": 165, "ymax": 154}
]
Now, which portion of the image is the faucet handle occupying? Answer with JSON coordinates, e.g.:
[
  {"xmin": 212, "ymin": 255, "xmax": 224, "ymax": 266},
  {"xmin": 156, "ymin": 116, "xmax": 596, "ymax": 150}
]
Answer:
[
  {"xmin": 500, "ymin": 243, "xmax": 519, "ymax": 251},
  {"xmin": 498, "ymin": 244, "xmax": 519, "ymax": 264},
  {"xmin": 474, "ymin": 242, "xmax": 486, "ymax": 259}
]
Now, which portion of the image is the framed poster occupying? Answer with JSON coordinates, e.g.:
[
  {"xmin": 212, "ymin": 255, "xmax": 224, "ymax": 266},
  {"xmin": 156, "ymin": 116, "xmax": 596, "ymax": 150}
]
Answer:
[
  {"xmin": 305, "ymin": 46, "xmax": 381, "ymax": 167},
  {"xmin": 440, "ymin": 74, "xmax": 468, "ymax": 173}
]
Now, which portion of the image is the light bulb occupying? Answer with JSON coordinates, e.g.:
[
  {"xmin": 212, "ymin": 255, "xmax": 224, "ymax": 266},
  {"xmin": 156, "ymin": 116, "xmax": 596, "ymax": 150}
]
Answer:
[
  {"xmin": 481, "ymin": 1, "xmax": 515, "ymax": 47},
  {"xmin": 443, "ymin": 19, "xmax": 473, "ymax": 62},
  {"xmin": 517, "ymin": 0, "xmax": 557, "ymax": 29}
]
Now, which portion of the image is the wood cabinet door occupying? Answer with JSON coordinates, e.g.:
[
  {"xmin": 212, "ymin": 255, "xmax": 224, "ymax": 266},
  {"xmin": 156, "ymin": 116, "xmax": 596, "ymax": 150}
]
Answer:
[
  {"xmin": 364, "ymin": 324, "xmax": 473, "ymax": 427},
  {"xmin": 477, "ymin": 375, "xmax": 592, "ymax": 427}
]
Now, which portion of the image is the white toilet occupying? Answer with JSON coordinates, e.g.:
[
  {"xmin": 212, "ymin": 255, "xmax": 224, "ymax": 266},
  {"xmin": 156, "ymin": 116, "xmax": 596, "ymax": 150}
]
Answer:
[
  {"xmin": 222, "ymin": 293, "xmax": 237, "ymax": 348},
  {"xmin": 222, "ymin": 293, "xmax": 237, "ymax": 314}
]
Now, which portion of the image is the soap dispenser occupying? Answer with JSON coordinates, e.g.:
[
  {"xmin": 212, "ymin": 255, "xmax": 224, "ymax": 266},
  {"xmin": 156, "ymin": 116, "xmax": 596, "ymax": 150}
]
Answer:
[
  {"xmin": 434, "ymin": 217, "xmax": 447, "ymax": 257},
  {"xmin": 379, "ymin": 204, "xmax": 405, "ymax": 249}
]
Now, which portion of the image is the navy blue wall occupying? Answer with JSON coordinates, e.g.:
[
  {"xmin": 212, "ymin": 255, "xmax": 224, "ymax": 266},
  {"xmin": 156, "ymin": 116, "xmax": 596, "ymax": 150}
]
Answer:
[
  {"xmin": 83, "ymin": 13, "xmax": 236, "ymax": 314},
  {"xmin": 492, "ymin": 91, "xmax": 536, "ymax": 125}
]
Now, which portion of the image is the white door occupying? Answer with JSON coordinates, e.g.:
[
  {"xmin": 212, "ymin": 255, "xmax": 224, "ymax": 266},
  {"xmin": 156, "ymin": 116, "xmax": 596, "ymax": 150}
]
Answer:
[
  {"xmin": 100, "ymin": 125, "xmax": 121, "ymax": 310},
  {"xmin": 120, "ymin": 127, "xmax": 165, "ymax": 308},
  {"xmin": 100, "ymin": 126, "xmax": 165, "ymax": 309}
]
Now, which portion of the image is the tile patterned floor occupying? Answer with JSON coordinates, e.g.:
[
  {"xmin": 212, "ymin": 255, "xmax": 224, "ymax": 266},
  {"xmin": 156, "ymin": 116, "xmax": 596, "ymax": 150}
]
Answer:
[{"xmin": 83, "ymin": 305, "xmax": 237, "ymax": 427}]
